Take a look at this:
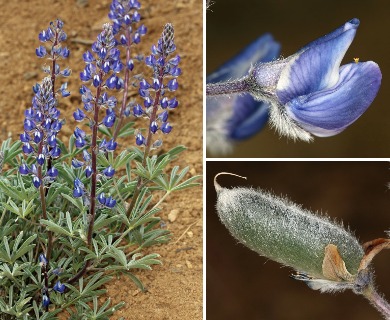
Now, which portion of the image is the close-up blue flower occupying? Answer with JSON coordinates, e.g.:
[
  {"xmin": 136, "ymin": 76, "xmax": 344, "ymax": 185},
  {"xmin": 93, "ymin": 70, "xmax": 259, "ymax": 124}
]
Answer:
[
  {"xmin": 207, "ymin": 17, "xmax": 382, "ymax": 154},
  {"xmin": 248, "ymin": 18, "xmax": 382, "ymax": 141}
]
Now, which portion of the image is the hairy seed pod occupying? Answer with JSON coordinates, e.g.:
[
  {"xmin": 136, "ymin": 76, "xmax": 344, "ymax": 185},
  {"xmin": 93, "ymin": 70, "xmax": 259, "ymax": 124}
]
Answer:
[{"xmin": 214, "ymin": 173, "xmax": 364, "ymax": 279}]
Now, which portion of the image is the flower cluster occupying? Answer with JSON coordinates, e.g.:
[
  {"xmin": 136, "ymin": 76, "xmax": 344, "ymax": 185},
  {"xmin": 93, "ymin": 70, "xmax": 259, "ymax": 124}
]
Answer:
[
  {"xmin": 73, "ymin": 23, "xmax": 119, "ymax": 208},
  {"xmin": 108, "ymin": 0, "xmax": 147, "ymax": 132},
  {"xmin": 109, "ymin": 0, "xmax": 147, "ymax": 40},
  {"xmin": 19, "ymin": 77, "xmax": 61, "ymax": 187},
  {"xmin": 135, "ymin": 23, "xmax": 181, "ymax": 147},
  {"xmin": 36, "ymin": 19, "xmax": 71, "ymax": 97},
  {"xmin": 20, "ymin": 19, "xmax": 71, "ymax": 186},
  {"xmin": 79, "ymin": 23, "xmax": 122, "ymax": 90}
]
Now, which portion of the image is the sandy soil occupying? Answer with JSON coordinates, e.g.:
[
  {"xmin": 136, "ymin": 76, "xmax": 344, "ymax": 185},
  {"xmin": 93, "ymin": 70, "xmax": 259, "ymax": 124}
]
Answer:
[{"xmin": 0, "ymin": 0, "xmax": 203, "ymax": 319}]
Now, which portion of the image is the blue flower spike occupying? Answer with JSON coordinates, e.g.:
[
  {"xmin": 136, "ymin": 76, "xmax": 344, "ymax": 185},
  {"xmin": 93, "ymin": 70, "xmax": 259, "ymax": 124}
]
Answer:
[{"xmin": 207, "ymin": 18, "xmax": 382, "ymax": 149}]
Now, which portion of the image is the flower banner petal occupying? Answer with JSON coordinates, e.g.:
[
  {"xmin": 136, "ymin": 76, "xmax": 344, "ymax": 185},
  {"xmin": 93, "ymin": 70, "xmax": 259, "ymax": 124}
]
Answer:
[{"xmin": 277, "ymin": 19, "xmax": 359, "ymax": 105}]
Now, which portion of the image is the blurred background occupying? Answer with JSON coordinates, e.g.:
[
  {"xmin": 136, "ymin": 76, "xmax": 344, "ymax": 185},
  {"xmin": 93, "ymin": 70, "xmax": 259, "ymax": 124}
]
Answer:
[
  {"xmin": 206, "ymin": 161, "xmax": 390, "ymax": 320},
  {"xmin": 207, "ymin": 0, "xmax": 390, "ymax": 157}
]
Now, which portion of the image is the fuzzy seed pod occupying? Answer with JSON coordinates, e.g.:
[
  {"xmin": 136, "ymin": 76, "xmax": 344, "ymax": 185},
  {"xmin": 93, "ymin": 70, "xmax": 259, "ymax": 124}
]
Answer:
[{"xmin": 214, "ymin": 173, "xmax": 364, "ymax": 279}]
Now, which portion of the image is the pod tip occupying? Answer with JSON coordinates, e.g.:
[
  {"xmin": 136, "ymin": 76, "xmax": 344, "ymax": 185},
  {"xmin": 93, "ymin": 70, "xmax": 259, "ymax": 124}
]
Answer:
[{"xmin": 214, "ymin": 172, "xmax": 247, "ymax": 192}]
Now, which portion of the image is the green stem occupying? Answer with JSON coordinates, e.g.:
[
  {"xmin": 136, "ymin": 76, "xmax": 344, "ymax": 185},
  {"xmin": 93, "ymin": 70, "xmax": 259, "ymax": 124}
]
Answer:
[
  {"xmin": 151, "ymin": 191, "xmax": 170, "ymax": 211},
  {"xmin": 68, "ymin": 70, "xmax": 104, "ymax": 286}
]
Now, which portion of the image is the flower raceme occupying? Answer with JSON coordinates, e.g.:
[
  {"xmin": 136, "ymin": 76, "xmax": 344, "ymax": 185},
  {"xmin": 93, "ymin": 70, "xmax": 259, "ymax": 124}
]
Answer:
[
  {"xmin": 206, "ymin": 18, "xmax": 382, "ymax": 142},
  {"xmin": 71, "ymin": 23, "xmax": 120, "ymax": 210},
  {"xmin": 135, "ymin": 23, "xmax": 181, "ymax": 149}
]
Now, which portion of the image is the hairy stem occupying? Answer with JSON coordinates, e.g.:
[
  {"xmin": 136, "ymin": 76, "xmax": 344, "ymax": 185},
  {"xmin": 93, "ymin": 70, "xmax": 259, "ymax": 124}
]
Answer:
[
  {"xmin": 67, "ymin": 261, "xmax": 90, "ymax": 285},
  {"xmin": 37, "ymin": 140, "xmax": 52, "ymax": 310},
  {"xmin": 206, "ymin": 77, "xmax": 249, "ymax": 96},
  {"xmin": 50, "ymin": 30, "xmax": 59, "ymax": 97},
  {"xmin": 113, "ymin": 28, "xmax": 133, "ymax": 141},
  {"xmin": 363, "ymin": 285, "xmax": 390, "ymax": 319},
  {"xmin": 68, "ymin": 70, "xmax": 104, "ymax": 286},
  {"xmin": 87, "ymin": 71, "xmax": 104, "ymax": 248}
]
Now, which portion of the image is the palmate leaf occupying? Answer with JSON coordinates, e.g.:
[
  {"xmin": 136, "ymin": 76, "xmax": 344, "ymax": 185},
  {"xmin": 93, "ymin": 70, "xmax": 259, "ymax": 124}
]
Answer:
[
  {"xmin": 134, "ymin": 155, "xmax": 171, "ymax": 181},
  {"xmin": 32, "ymin": 301, "xmax": 61, "ymax": 320},
  {"xmin": 0, "ymin": 180, "xmax": 29, "ymax": 202},
  {"xmin": 10, "ymin": 233, "xmax": 36, "ymax": 263},
  {"xmin": 0, "ymin": 233, "xmax": 36, "ymax": 264},
  {"xmin": 40, "ymin": 219, "xmax": 72, "ymax": 238},
  {"xmin": 61, "ymin": 193, "xmax": 86, "ymax": 213},
  {"xmin": 2, "ymin": 199, "xmax": 36, "ymax": 219},
  {"xmin": 113, "ymin": 150, "xmax": 137, "ymax": 169},
  {"xmin": 123, "ymin": 272, "xmax": 146, "ymax": 291},
  {"xmin": 105, "ymin": 247, "xmax": 161, "ymax": 271},
  {"xmin": 75, "ymin": 297, "xmax": 125, "ymax": 320},
  {"xmin": 117, "ymin": 121, "xmax": 135, "ymax": 139},
  {"xmin": 157, "ymin": 145, "xmax": 187, "ymax": 162},
  {"xmin": 98, "ymin": 125, "xmax": 112, "ymax": 138},
  {"xmin": 1, "ymin": 139, "xmax": 22, "ymax": 167},
  {"xmin": 0, "ymin": 285, "xmax": 32, "ymax": 318},
  {"xmin": 153, "ymin": 166, "xmax": 201, "ymax": 192},
  {"xmin": 65, "ymin": 272, "xmax": 111, "ymax": 301},
  {"xmin": 0, "ymin": 262, "xmax": 31, "ymax": 287},
  {"xmin": 45, "ymin": 182, "xmax": 69, "ymax": 207}
]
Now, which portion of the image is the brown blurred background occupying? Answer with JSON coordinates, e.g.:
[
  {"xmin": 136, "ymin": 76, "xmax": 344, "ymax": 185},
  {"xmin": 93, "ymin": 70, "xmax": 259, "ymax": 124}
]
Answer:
[
  {"xmin": 207, "ymin": 0, "xmax": 390, "ymax": 157},
  {"xmin": 206, "ymin": 161, "xmax": 390, "ymax": 320}
]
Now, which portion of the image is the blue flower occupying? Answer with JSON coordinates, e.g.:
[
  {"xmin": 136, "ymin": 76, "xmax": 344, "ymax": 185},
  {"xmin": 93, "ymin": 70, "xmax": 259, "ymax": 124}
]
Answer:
[
  {"xmin": 207, "ymin": 18, "xmax": 382, "ymax": 147},
  {"xmin": 73, "ymin": 178, "xmax": 84, "ymax": 198},
  {"xmin": 206, "ymin": 34, "xmax": 280, "ymax": 153},
  {"xmin": 102, "ymin": 166, "xmax": 115, "ymax": 178},
  {"xmin": 106, "ymin": 139, "xmax": 117, "ymax": 151},
  {"xmin": 42, "ymin": 294, "xmax": 50, "ymax": 308},
  {"xmin": 259, "ymin": 18, "xmax": 381, "ymax": 140},
  {"xmin": 47, "ymin": 167, "xmax": 58, "ymax": 178},
  {"xmin": 97, "ymin": 193, "xmax": 116, "ymax": 208},
  {"xmin": 161, "ymin": 122, "xmax": 172, "ymax": 134},
  {"xmin": 102, "ymin": 110, "xmax": 116, "ymax": 128},
  {"xmin": 72, "ymin": 159, "xmax": 84, "ymax": 168},
  {"xmin": 73, "ymin": 108, "xmax": 86, "ymax": 122},
  {"xmin": 19, "ymin": 163, "xmax": 30, "ymax": 175},
  {"xmin": 33, "ymin": 176, "xmax": 41, "ymax": 188},
  {"xmin": 53, "ymin": 281, "xmax": 66, "ymax": 293},
  {"xmin": 135, "ymin": 132, "xmax": 145, "ymax": 146},
  {"xmin": 248, "ymin": 19, "xmax": 382, "ymax": 141},
  {"xmin": 85, "ymin": 166, "xmax": 92, "ymax": 178},
  {"xmin": 39, "ymin": 253, "xmax": 48, "ymax": 267},
  {"xmin": 133, "ymin": 104, "xmax": 143, "ymax": 117}
]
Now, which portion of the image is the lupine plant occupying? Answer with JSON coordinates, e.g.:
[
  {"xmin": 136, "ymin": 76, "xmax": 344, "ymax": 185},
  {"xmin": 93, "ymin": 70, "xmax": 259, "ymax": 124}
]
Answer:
[
  {"xmin": 0, "ymin": 1, "xmax": 199, "ymax": 318},
  {"xmin": 207, "ymin": 18, "xmax": 382, "ymax": 153},
  {"xmin": 213, "ymin": 172, "xmax": 390, "ymax": 319}
]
